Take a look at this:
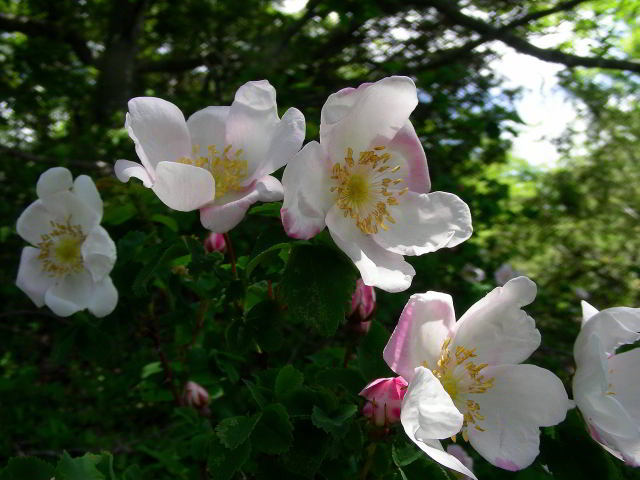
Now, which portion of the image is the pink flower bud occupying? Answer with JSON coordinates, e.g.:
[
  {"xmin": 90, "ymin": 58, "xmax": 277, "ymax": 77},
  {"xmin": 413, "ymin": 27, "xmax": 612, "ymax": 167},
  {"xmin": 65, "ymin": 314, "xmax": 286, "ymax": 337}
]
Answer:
[
  {"xmin": 204, "ymin": 232, "xmax": 227, "ymax": 254},
  {"xmin": 350, "ymin": 279, "xmax": 376, "ymax": 320},
  {"xmin": 359, "ymin": 376, "xmax": 407, "ymax": 426},
  {"xmin": 182, "ymin": 381, "xmax": 210, "ymax": 409}
]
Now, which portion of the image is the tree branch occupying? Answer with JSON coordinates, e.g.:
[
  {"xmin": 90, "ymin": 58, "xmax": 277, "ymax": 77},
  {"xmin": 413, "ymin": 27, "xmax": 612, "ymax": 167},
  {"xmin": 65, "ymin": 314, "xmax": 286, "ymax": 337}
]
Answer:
[
  {"xmin": 424, "ymin": 0, "xmax": 640, "ymax": 73},
  {"xmin": 0, "ymin": 13, "xmax": 93, "ymax": 64}
]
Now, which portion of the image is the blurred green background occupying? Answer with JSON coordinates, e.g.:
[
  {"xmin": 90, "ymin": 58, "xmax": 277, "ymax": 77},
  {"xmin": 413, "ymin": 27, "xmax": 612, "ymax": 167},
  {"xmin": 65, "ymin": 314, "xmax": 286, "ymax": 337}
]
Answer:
[{"xmin": 0, "ymin": 0, "xmax": 639, "ymax": 479}]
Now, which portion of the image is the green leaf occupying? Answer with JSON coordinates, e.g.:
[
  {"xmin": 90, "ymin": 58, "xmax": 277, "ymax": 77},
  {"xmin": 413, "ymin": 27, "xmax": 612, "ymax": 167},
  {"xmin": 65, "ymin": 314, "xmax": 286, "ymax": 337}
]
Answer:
[
  {"xmin": 392, "ymin": 440, "xmax": 423, "ymax": 467},
  {"xmin": 54, "ymin": 452, "xmax": 104, "ymax": 480},
  {"xmin": 248, "ymin": 201, "xmax": 282, "ymax": 218},
  {"xmin": 215, "ymin": 414, "xmax": 262, "ymax": 450},
  {"xmin": 245, "ymin": 242, "xmax": 291, "ymax": 278},
  {"xmin": 252, "ymin": 403, "xmax": 293, "ymax": 454},
  {"xmin": 140, "ymin": 361, "xmax": 163, "ymax": 379},
  {"xmin": 278, "ymin": 245, "xmax": 357, "ymax": 336},
  {"xmin": 132, "ymin": 241, "xmax": 187, "ymax": 296},
  {"xmin": 150, "ymin": 213, "xmax": 179, "ymax": 232},
  {"xmin": 208, "ymin": 438, "xmax": 252, "ymax": 480},
  {"xmin": 0, "ymin": 457, "xmax": 55, "ymax": 480},
  {"xmin": 275, "ymin": 364, "xmax": 304, "ymax": 400},
  {"xmin": 357, "ymin": 320, "xmax": 394, "ymax": 380},
  {"xmin": 311, "ymin": 404, "xmax": 357, "ymax": 437}
]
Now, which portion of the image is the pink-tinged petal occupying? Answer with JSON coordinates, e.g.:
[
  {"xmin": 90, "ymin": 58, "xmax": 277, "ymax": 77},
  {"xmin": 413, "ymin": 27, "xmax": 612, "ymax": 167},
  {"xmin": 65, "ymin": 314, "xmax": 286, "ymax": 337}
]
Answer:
[
  {"xmin": 402, "ymin": 367, "xmax": 463, "ymax": 440},
  {"xmin": 383, "ymin": 291, "xmax": 456, "ymax": 382},
  {"xmin": 199, "ymin": 176, "xmax": 280, "ymax": 233},
  {"xmin": 467, "ymin": 364, "xmax": 569, "ymax": 471},
  {"xmin": 373, "ymin": 191, "xmax": 472, "ymax": 256},
  {"xmin": 126, "ymin": 97, "xmax": 191, "ymax": 174},
  {"xmin": 350, "ymin": 279, "xmax": 376, "ymax": 319},
  {"xmin": 325, "ymin": 205, "xmax": 414, "ymax": 293},
  {"xmin": 186, "ymin": 106, "xmax": 229, "ymax": 151},
  {"xmin": 114, "ymin": 159, "xmax": 154, "ymax": 188},
  {"xmin": 574, "ymin": 307, "xmax": 640, "ymax": 360},
  {"xmin": 581, "ymin": 300, "xmax": 599, "ymax": 326},
  {"xmin": 226, "ymin": 80, "xmax": 278, "ymax": 177},
  {"xmin": 281, "ymin": 141, "xmax": 333, "ymax": 240},
  {"xmin": 36, "ymin": 167, "xmax": 73, "ymax": 199},
  {"xmin": 16, "ymin": 199, "xmax": 56, "ymax": 246},
  {"xmin": 248, "ymin": 106, "xmax": 306, "ymax": 181},
  {"xmin": 151, "ymin": 160, "xmax": 215, "ymax": 211},
  {"xmin": 73, "ymin": 175, "xmax": 103, "ymax": 218},
  {"xmin": 87, "ymin": 276, "xmax": 118, "ymax": 317},
  {"xmin": 452, "ymin": 276, "xmax": 540, "ymax": 366},
  {"xmin": 387, "ymin": 121, "xmax": 430, "ymax": 193},
  {"xmin": 81, "ymin": 226, "xmax": 116, "ymax": 282},
  {"xmin": 16, "ymin": 246, "xmax": 56, "ymax": 307},
  {"xmin": 44, "ymin": 270, "xmax": 93, "ymax": 317},
  {"xmin": 320, "ymin": 76, "xmax": 418, "ymax": 164},
  {"xmin": 446, "ymin": 445, "xmax": 474, "ymax": 476}
]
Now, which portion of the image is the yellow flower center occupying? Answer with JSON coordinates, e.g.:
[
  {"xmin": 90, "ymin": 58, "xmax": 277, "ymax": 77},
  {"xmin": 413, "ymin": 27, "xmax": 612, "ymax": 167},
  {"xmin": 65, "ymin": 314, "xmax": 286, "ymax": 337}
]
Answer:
[
  {"xmin": 330, "ymin": 146, "xmax": 408, "ymax": 235},
  {"xmin": 37, "ymin": 220, "xmax": 86, "ymax": 277},
  {"xmin": 178, "ymin": 144, "xmax": 248, "ymax": 200},
  {"xmin": 423, "ymin": 337, "xmax": 495, "ymax": 442}
]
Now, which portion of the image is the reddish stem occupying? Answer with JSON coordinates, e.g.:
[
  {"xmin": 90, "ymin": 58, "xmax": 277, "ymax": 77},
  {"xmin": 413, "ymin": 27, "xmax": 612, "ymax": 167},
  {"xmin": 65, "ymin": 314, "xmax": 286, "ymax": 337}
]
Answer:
[{"xmin": 223, "ymin": 232, "xmax": 237, "ymax": 278}]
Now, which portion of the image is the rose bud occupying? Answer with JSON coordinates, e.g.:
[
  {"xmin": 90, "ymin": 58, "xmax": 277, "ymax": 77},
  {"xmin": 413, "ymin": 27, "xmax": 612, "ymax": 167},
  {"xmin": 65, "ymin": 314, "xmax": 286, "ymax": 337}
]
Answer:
[
  {"xmin": 350, "ymin": 279, "xmax": 376, "ymax": 321},
  {"xmin": 359, "ymin": 376, "xmax": 407, "ymax": 426},
  {"xmin": 204, "ymin": 232, "xmax": 227, "ymax": 254},
  {"xmin": 182, "ymin": 381, "xmax": 210, "ymax": 409}
]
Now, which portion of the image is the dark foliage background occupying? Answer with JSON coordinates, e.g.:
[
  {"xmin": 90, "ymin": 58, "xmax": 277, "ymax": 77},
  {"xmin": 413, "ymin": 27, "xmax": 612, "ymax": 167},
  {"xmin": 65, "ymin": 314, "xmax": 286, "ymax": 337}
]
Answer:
[{"xmin": 0, "ymin": 0, "xmax": 639, "ymax": 479}]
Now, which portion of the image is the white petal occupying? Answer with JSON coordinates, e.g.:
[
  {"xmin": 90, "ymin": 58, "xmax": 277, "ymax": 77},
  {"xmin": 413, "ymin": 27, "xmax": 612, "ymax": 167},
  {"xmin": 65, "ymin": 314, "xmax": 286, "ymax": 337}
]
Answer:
[
  {"xmin": 573, "ymin": 334, "xmax": 636, "ymax": 439},
  {"xmin": 384, "ymin": 292, "xmax": 456, "ymax": 382},
  {"xmin": 225, "ymin": 80, "xmax": 278, "ymax": 177},
  {"xmin": 126, "ymin": 97, "xmax": 191, "ymax": 174},
  {"xmin": 16, "ymin": 246, "xmax": 56, "ymax": 307},
  {"xmin": 186, "ymin": 106, "xmax": 229, "ymax": 151},
  {"xmin": 44, "ymin": 270, "xmax": 93, "ymax": 317},
  {"xmin": 249, "ymin": 106, "xmax": 306, "ymax": 181},
  {"xmin": 16, "ymin": 199, "xmax": 56, "ymax": 246},
  {"xmin": 387, "ymin": 121, "xmax": 430, "ymax": 194},
  {"xmin": 17, "ymin": 192, "xmax": 99, "ymax": 245},
  {"xmin": 452, "ymin": 276, "xmax": 540, "ymax": 366},
  {"xmin": 575, "ymin": 307, "xmax": 640, "ymax": 360},
  {"xmin": 412, "ymin": 440, "xmax": 478, "ymax": 480},
  {"xmin": 320, "ymin": 76, "xmax": 418, "ymax": 164},
  {"xmin": 609, "ymin": 348, "xmax": 640, "ymax": 425},
  {"xmin": 151, "ymin": 161, "xmax": 215, "ymax": 211},
  {"xmin": 81, "ymin": 226, "xmax": 117, "ymax": 282},
  {"xmin": 325, "ymin": 205, "xmax": 415, "ymax": 293},
  {"xmin": 114, "ymin": 159, "xmax": 154, "ymax": 188},
  {"xmin": 373, "ymin": 192, "xmax": 472, "ymax": 256},
  {"xmin": 467, "ymin": 364, "xmax": 569, "ymax": 471},
  {"xmin": 88, "ymin": 277, "xmax": 118, "ymax": 317},
  {"xmin": 281, "ymin": 141, "xmax": 333, "ymax": 239},
  {"xmin": 401, "ymin": 366, "xmax": 464, "ymax": 439},
  {"xmin": 36, "ymin": 167, "xmax": 73, "ymax": 199},
  {"xmin": 73, "ymin": 175, "xmax": 103, "ymax": 218},
  {"xmin": 581, "ymin": 300, "xmax": 599, "ymax": 326},
  {"xmin": 199, "ymin": 175, "xmax": 282, "ymax": 233}
]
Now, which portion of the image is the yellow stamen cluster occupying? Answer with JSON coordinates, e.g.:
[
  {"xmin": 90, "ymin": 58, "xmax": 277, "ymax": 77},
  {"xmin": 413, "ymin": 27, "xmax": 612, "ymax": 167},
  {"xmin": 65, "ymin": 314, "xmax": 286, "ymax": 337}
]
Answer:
[
  {"xmin": 330, "ymin": 146, "xmax": 407, "ymax": 235},
  {"xmin": 179, "ymin": 144, "xmax": 248, "ymax": 200},
  {"xmin": 37, "ymin": 220, "xmax": 86, "ymax": 277},
  {"xmin": 428, "ymin": 337, "xmax": 495, "ymax": 442}
]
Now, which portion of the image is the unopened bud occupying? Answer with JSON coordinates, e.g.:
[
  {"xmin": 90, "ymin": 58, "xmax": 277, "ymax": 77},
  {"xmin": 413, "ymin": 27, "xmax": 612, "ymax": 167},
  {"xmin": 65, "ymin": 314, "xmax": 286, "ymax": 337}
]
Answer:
[
  {"xmin": 350, "ymin": 279, "xmax": 376, "ymax": 321},
  {"xmin": 204, "ymin": 232, "xmax": 227, "ymax": 254},
  {"xmin": 182, "ymin": 381, "xmax": 210, "ymax": 409},
  {"xmin": 359, "ymin": 376, "xmax": 407, "ymax": 426}
]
